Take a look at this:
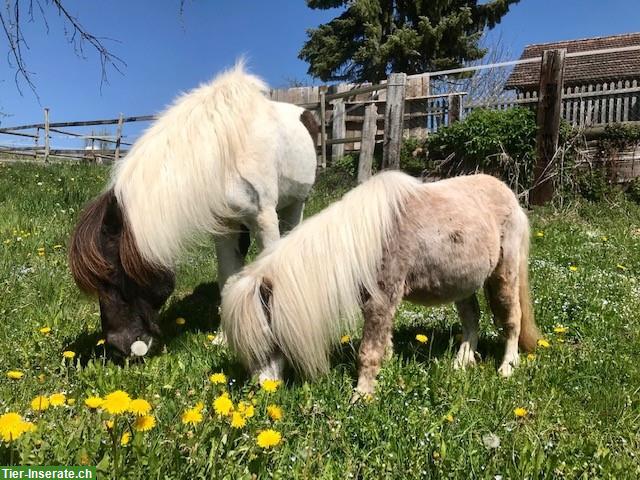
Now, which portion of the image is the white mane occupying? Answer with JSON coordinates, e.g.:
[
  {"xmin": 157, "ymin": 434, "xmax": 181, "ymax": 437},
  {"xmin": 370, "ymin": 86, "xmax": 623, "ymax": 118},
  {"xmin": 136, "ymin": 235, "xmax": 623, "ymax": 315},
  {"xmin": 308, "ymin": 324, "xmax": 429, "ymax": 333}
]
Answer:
[{"xmin": 112, "ymin": 61, "xmax": 269, "ymax": 268}]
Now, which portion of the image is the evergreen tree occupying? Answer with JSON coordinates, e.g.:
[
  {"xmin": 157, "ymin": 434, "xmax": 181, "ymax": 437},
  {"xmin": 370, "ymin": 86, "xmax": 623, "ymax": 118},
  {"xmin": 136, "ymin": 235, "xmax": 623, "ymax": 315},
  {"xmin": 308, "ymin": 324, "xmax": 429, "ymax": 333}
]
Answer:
[{"xmin": 299, "ymin": 0, "xmax": 520, "ymax": 82}]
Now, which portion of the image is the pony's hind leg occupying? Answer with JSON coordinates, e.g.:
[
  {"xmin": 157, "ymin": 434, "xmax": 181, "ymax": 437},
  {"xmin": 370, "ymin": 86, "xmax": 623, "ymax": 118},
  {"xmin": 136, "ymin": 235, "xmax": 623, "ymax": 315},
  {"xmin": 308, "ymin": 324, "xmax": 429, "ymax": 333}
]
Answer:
[
  {"xmin": 453, "ymin": 294, "xmax": 480, "ymax": 370},
  {"xmin": 354, "ymin": 286, "xmax": 403, "ymax": 400},
  {"xmin": 486, "ymin": 269, "xmax": 522, "ymax": 377},
  {"xmin": 277, "ymin": 200, "xmax": 305, "ymax": 235}
]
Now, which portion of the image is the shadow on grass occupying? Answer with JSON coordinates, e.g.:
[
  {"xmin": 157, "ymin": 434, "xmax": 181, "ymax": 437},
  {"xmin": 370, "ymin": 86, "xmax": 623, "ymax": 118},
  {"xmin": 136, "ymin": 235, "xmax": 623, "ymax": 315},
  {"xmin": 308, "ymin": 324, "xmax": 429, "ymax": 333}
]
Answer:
[
  {"xmin": 63, "ymin": 281, "xmax": 223, "ymax": 366},
  {"xmin": 327, "ymin": 323, "xmax": 507, "ymax": 383},
  {"xmin": 159, "ymin": 281, "xmax": 221, "ymax": 342}
]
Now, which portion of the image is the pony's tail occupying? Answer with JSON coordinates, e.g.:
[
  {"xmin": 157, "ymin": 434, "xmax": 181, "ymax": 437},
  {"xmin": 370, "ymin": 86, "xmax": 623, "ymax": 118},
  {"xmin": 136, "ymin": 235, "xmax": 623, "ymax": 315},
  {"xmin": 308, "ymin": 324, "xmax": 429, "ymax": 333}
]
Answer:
[
  {"xmin": 518, "ymin": 219, "xmax": 539, "ymax": 352},
  {"xmin": 221, "ymin": 273, "xmax": 275, "ymax": 370}
]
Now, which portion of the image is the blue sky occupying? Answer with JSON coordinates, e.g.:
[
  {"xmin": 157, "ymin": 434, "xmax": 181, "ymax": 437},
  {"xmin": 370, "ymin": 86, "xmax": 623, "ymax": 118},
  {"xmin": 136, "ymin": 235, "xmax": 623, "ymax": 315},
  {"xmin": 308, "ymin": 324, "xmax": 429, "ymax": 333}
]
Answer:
[{"xmin": 1, "ymin": 0, "xmax": 639, "ymax": 145}]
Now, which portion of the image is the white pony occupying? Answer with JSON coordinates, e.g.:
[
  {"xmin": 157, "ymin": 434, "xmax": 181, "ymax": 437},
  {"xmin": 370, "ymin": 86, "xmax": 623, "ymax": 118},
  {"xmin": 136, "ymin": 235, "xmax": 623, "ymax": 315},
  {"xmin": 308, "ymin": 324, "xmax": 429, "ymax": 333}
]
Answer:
[
  {"xmin": 69, "ymin": 61, "xmax": 318, "ymax": 357},
  {"xmin": 221, "ymin": 171, "xmax": 539, "ymax": 397}
]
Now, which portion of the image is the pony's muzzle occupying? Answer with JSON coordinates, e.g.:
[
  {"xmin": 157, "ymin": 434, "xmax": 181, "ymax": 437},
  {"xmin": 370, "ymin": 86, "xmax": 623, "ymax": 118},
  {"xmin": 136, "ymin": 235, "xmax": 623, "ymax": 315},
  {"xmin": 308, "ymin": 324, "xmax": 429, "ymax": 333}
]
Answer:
[{"xmin": 130, "ymin": 339, "xmax": 151, "ymax": 357}]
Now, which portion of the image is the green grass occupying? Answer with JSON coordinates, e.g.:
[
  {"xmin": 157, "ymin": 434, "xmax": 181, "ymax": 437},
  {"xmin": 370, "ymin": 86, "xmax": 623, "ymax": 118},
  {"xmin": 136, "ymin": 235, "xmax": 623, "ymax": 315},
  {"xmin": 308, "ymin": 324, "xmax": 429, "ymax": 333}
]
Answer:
[{"xmin": 1, "ymin": 161, "xmax": 639, "ymax": 479}]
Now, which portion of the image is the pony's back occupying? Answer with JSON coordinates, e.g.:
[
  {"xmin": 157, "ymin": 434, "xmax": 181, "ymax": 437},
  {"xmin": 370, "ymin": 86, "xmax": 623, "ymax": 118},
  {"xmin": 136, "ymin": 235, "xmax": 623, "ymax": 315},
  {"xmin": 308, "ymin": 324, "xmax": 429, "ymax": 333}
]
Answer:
[{"xmin": 221, "ymin": 171, "xmax": 421, "ymax": 377}]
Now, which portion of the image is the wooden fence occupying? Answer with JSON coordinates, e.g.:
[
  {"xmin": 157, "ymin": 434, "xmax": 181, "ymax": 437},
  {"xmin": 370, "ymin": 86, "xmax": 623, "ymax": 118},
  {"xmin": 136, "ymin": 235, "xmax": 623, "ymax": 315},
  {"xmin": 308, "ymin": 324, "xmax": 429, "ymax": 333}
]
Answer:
[{"xmin": 2, "ymin": 44, "xmax": 639, "ymax": 200}]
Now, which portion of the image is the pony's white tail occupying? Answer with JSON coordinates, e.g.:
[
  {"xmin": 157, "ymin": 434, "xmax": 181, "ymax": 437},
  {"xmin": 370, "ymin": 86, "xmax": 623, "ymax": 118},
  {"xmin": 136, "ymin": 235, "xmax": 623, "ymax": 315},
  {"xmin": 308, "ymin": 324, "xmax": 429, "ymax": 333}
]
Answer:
[
  {"xmin": 221, "ymin": 171, "xmax": 421, "ymax": 378},
  {"xmin": 112, "ymin": 60, "xmax": 268, "ymax": 268}
]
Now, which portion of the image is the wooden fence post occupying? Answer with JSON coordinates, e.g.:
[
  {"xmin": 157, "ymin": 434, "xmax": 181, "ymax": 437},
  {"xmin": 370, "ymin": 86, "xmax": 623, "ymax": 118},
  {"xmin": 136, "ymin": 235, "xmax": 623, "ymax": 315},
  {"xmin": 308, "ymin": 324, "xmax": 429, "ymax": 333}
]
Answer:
[
  {"xmin": 382, "ymin": 72, "xmax": 407, "ymax": 169},
  {"xmin": 114, "ymin": 113, "xmax": 124, "ymax": 162},
  {"xmin": 530, "ymin": 49, "xmax": 566, "ymax": 206},
  {"xmin": 357, "ymin": 103, "xmax": 378, "ymax": 183},
  {"xmin": 319, "ymin": 86, "xmax": 328, "ymax": 169},
  {"xmin": 43, "ymin": 108, "xmax": 50, "ymax": 163},
  {"xmin": 331, "ymin": 85, "xmax": 347, "ymax": 161},
  {"xmin": 449, "ymin": 94, "xmax": 461, "ymax": 124}
]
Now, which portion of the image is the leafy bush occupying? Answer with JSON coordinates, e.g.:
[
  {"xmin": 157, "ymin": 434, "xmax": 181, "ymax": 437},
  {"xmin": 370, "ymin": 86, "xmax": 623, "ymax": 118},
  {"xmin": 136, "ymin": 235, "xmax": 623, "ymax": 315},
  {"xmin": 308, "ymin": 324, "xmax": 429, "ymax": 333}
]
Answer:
[{"xmin": 426, "ymin": 107, "xmax": 537, "ymax": 189}]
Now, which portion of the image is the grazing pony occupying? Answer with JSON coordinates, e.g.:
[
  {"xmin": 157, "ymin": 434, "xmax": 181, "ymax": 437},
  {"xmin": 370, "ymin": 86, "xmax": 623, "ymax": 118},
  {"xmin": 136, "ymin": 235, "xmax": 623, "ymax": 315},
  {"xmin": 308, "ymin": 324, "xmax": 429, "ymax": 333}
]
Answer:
[
  {"xmin": 221, "ymin": 171, "xmax": 540, "ymax": 396},
  {"xmin": 69, "ymin": 62, "xmax": 318, "ymax": 358}
]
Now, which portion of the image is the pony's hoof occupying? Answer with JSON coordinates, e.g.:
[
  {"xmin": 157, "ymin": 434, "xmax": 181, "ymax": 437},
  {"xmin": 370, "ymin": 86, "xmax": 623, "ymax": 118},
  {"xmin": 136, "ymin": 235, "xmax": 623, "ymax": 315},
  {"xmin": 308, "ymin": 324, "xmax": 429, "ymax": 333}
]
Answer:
[
  {"xmin": 497, "ymin": 363, "xmax": 514, "ymax": 377},
  {"xmin": 453, "ymin": 352, "xmax": 477, "ymax": 370},
  {"xmin": 212, "ymin": 332, "xmax": 227, "ymax": 346},
  {"xmin": 350, "ymin": 389, "xmax": 373, "ymax": 404}
]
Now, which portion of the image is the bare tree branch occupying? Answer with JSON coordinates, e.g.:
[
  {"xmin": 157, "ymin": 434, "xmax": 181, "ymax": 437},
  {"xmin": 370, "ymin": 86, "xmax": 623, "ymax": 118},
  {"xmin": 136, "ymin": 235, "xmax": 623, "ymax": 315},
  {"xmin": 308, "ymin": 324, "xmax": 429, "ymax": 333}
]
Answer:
[{"xmin": 1, "ymin": 0, "xmax": 126, "ymax": 96}]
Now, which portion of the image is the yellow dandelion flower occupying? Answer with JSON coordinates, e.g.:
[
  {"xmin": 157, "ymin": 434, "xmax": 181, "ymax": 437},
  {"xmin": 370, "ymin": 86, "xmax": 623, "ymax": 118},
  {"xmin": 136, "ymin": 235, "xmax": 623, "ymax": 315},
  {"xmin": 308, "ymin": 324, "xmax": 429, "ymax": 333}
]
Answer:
[
  {"xmin": 175, "ymin": 317, "xmax": 186, "ymax": 326},
  {"xmin": 206, "ymin": 334, "xmax": 216, "ymax": 341},
  {"xmin": 0, "ymin": 413, "xmax": 35, "ymax": 442},
  {"xmin": 340, "ymin": 335, "xmax": 351, "ymax": 344},
  {"xmin": 601, "ymin": 236, "xmax": 608, "ymax": 242},
  {"xmin": 537, "ymin": 339, "xmax": 551, "ymax": 348},
  {"xmin": 514, "ymin": 407, "xmax": 528, "ymax": 418},
  {"xmin": 213, "ymin": 393, "xmax": 234, "ymax": 416},
  {"xmin": 266, "ymin": 405, "xmax": 283, "ymax": 421},
  {"xmin": 6, "ymin": 371, "xmax": 24, "ymax": 380},
  {"xmin": 37, "ymin": 374, "xmax": 45, "ymax": 383},
  {"xmin": 535, "ymin": 231, "xmax": 544, "ymax": 238},
  {"xmin": 194, "ymin": 401, "xmax": 205, "ymax": 412},
  {"xmin": 62, "ymin": 351, "xmax": 76, "ymax": 360},
  {"xmin": 85, "ymin": 396, "xmax": 103, "ymax": 409},
  {"xmin": 67, "ymin": 398, "xmax": 76, "ymax": 406},
  {"xmin": 120, "ymin": 431, "xmax": 131, "ymax": 446},
  {"xmin": 553, "ymin": 325, "xmax": 568, "ymax": 334},
  {"xmin": 181, "ymin": 407, "xmax": 203, "ymax": 425},
  {"xmin": 569, "ymin": 265, "xmax": 578, "ymax": 272},
  {"xmin": 102, "ymin": 390, "xmax": 131, "ymax": 414},
  {"xmin": 445, "ymin": 413, "xmax": 454, "ymax": 423},
  {"xmin": 128, "ymin": 399, "xmax": 152, "ymax": 416},
  {"xmin": 104, "ymin": 420, "xmax": 115, "ymax": 430},
  {"xmin": 209, "ymin": 373, "xmax": 227, "ymax": 385},
  {"xmin": 256, "ymin": 429, "xmax": 282, "ymax": 449},
  {"xmin": 260, "ymin": 379, "xmax": 282, "ymax": 393},
  {"xmin": 237, "ymin": 401, "xmax": 254, "ymax": 419},
  {"xmin": 134, "ymin": 415, "xmax": 156, "ymax": 432},
  {"xmin": 49, "ymin": 393, "xmax": 66, "ymax": 406},
  {"xmin": 230, "ymin": 412, "xmax": 246, "ymax": 429},
  {"xmin": 96, "ymin": 339, "xmax": 105, "ymax": 346},
  {"xmin": 39, "ymin": 326, "xmax": 51, "ymax": 334},
  {"xmin": 31, "ymin": 396, "xmax": 50, "ymax": 411},
  {"xmin": 526, "ymin": 353, "xmax": 536, "ymax": 361},
  {"xmin": 415, "ymin": 334, "xmax": 428, "ymax": 343}
]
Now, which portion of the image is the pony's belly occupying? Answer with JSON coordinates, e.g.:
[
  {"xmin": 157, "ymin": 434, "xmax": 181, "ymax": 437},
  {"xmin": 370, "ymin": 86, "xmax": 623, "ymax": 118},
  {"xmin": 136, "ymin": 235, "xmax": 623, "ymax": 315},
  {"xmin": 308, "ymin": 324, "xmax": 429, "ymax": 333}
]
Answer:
[{"xmin": 404, "ymin": 284, "xmax": 480, "ymax": 307}]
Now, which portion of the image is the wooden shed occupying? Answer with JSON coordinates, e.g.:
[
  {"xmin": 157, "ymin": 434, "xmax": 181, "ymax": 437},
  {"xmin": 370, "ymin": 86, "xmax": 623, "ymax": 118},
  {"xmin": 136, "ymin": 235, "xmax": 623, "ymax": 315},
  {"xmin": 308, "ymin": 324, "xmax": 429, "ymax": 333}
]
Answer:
[{"xmin": 505, "ymin": 33, "xmax": 640, "ymax": 126}]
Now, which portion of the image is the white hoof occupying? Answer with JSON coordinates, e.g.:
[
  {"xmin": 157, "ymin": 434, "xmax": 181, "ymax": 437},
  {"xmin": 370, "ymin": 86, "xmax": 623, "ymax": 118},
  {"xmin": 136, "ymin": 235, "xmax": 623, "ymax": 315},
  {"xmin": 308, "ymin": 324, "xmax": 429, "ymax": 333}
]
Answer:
[
  {"xmin": 454, "ymin": 347, "xmax": 477, "ymax": 370},
  {"xmin": 498, "ymin": 356, "xmax": 519, "ymax": 377},
  {"xmin": 212, "ymin": 331, "xmax": 227, "ymax": 346}
]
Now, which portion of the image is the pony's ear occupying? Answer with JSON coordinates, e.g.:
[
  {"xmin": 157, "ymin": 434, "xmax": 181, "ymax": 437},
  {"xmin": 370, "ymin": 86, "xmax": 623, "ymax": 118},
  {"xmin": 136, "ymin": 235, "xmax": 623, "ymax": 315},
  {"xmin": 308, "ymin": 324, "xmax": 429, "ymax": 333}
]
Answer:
[{"xmin": 102, "ymin": 193, "xmax": 123, "ymax": 237}]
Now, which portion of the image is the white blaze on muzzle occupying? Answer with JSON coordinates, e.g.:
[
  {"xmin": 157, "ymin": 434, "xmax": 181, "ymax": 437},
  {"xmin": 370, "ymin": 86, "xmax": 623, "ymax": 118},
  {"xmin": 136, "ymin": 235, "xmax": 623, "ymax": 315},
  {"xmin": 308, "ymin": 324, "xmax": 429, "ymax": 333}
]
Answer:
[{"xmin": 130, "ymin": 340, "xmax": 150, "ymax": 357}]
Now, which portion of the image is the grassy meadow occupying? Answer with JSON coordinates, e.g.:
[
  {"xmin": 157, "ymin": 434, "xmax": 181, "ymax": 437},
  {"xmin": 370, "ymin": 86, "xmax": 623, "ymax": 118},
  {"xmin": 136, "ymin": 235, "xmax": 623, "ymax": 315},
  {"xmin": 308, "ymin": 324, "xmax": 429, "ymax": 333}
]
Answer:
[{"xmin": 0, "ymin": 161, "xmax": 639, "ymax": 479}]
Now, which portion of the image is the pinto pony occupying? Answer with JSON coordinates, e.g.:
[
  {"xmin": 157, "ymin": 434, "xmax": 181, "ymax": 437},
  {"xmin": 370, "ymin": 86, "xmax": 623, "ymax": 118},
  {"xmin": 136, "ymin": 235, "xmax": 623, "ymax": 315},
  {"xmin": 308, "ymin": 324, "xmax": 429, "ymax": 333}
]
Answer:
[
  {"xmin": 69, "ymin": 62, "xmax": 318, "ymax": 358},
  {"xmin": 221, "ymin": 172, "xmax": 540, "ymax": 396}
]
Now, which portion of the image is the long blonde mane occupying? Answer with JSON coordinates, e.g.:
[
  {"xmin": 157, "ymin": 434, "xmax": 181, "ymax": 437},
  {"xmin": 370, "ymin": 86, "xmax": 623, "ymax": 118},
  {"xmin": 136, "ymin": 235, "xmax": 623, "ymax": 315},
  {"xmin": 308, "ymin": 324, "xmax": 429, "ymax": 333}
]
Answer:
[
  {"xmin": 112, "ymin": 61, "xmax": 268, "ymax": 268},
  {"xmin": 221, "ymin": 171, "xmax": 421, "ymax": 377}
]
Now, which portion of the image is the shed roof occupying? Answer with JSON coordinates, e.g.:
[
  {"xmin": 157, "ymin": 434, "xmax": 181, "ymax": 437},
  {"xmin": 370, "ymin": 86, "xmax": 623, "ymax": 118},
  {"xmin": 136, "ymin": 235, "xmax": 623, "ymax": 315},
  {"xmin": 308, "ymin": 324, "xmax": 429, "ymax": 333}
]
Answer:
[{"xmin": 505, "ymin": 33, "xmax": 640, "ymax": 90}]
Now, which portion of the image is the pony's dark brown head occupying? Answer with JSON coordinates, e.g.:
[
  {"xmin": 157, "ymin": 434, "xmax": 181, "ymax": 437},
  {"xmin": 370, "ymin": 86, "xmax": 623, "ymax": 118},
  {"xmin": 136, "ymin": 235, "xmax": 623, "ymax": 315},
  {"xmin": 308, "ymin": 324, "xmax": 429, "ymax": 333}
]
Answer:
[{"xmin": 69, "ymin": 189, "xmax": 175, "ymax": 358}]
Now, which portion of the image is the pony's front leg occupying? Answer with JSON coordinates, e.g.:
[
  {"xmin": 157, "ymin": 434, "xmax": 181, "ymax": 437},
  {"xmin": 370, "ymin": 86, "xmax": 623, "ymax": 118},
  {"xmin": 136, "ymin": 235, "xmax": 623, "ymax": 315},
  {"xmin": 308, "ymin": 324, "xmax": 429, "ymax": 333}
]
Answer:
[
  {"xmin": 454, "ymin": 295, "xmax": 480, "ymax": 369},
  {"xmin": 213, "ymin": 228, "xmax": 250, "ymax": 346},
  {"xmin": 254, "ymin": 207, "xmax": 280, "ymax": 250},
  {"xmin": 354, "ymin": 288, "xmax": 402, "ymax": 401}
]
